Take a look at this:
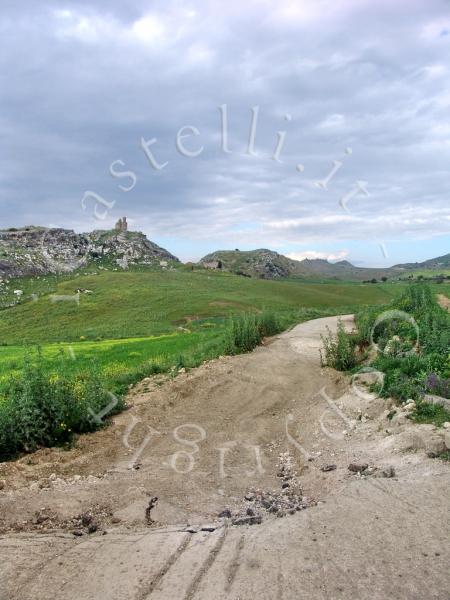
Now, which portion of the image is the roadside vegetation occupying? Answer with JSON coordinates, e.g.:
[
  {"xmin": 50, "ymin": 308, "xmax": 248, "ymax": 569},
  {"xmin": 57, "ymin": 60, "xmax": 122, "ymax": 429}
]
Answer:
[
  {"xmin": 321, "ymin": 284, "xmax": 450, "ymax": 427},
  {"xmin": 0, "ymin": 306, "xmax": 335, "ymax": 460},
  {"xmin": 1, "ymin": 266, "xmax": 441, "ymax": 460}
]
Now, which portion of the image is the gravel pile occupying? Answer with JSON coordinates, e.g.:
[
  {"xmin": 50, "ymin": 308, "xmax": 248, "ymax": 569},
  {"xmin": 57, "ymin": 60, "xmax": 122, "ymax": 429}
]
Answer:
[{"xmin": 218, "ymin": 452, "xmax": 314, "ymax": 526}]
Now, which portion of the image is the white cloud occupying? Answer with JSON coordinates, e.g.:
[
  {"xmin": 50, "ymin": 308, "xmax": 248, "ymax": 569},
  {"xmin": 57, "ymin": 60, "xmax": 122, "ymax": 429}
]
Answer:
[
  {"xmin": 421, "ymin": 18, "xmax": 450, "ymax": 40},
  {"xmin": 317, "ymin": 113, "xmax": 346, "ymax": 130},
  {"xmin": 130, "ymin": 15, "xmax": 166, "ymax": 44},
  {"xmin": 286, "ymin": 250, "xmax": 349, "ymax": 262}
]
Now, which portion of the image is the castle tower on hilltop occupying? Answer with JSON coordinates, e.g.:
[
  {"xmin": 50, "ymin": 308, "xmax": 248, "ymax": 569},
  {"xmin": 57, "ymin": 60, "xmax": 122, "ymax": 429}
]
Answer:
[{"xmin": 115, "ymin": 216, "xmax": 128, "ymax": 232}]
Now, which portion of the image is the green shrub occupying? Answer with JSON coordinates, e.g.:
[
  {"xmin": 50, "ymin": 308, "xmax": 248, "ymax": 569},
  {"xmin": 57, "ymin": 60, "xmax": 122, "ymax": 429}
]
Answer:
[
  {"xmin": 225, "ymin": 314, "xmax": 261, "ymax": 353},
  {"xmin": 257, "ymin": 310, "xmax": 281, "ymax": 338},
  {"xmin": 320, "ymin": 320, "xmax": 357, "ymax": 370},
  {"xmin": 409, "ymin": 401, "xmax": 450, "ymax": 428},
  {"xmin": 225, "ymin": 311, "xmax": 283, "ymax": 354},
  {"xmin": 346, "ymin": 284, "xmax": 450, "ymax": 425},
  {"xmin": 0, "ymin": 350, "xmax": 124, "ymax": 460}
]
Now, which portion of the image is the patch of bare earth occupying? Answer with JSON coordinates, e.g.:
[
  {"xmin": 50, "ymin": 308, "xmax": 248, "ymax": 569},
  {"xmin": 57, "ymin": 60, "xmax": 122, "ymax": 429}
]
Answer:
[{"xmin": 437, "ymin": 293, "xmax": 450, "ymax": 311}]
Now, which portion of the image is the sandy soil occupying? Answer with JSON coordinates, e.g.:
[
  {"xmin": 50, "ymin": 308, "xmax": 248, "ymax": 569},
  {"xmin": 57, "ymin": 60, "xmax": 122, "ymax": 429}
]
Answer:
[
  {"xmin": 437, "ymin": 293, "xmax": 450, "ymax": 311},
  {"xmin": 0, "ymin": 315, "xmax": 449, "ymax": 600}
]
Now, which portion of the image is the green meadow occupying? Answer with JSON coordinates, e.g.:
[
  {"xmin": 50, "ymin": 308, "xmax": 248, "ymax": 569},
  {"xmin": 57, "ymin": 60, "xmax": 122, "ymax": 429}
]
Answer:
[
  {"xmin": 0, "ymin": 330, "xmax": 225, "ymax": 395},
  {"xmin": 0, "ymin": 269, "xmax": 405, "ymax": 344}
]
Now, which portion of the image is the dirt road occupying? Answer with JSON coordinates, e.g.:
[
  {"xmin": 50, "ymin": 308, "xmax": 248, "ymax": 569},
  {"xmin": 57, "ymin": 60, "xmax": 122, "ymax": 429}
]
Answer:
[{"xmin": 1, "ymin": 315, "xmax": 449, "ymax": 599}]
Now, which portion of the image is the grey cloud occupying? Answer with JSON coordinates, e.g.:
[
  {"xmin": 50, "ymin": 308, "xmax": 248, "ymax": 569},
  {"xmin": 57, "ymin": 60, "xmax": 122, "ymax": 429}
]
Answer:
[{"xmin": 0, "ymin": 0, "xmax": 449, "ymax": 263}]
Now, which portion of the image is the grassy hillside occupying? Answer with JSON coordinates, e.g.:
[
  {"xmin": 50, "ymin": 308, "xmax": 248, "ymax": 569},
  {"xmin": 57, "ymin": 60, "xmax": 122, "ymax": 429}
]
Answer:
[
  {"xmin": 397, "ymin": 269, "xmax": 450, "ymax": 280},
  {"xmin": 0, "ymin": 269, "xmax": 405, "ymax": 344},
  {"xmin": 200, "ymin": 249, "xmax": 450, "ymax": 281}
]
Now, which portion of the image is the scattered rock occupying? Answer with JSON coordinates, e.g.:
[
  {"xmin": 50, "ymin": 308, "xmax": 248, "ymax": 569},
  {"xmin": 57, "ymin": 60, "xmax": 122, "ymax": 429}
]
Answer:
[
  {"xmin": 34, "ymin": 513, "xmax": 50, "ymax": 525},
  {"xmin": 0, "ymin": 480, "xmax": 6, "ymax": 491},
  {"xmin": 236, "ymin": 452, "xmax": 310, "ymax": 522},
  {"xmin": 364, "ymin": 466, "xmax": 377, "ymax": 476},
  {"xmin": 320, "ymin": 464, "xmax": 337, "ymax": 472},
  {"xmin": 218, "ymin": 509, "xmax": 232, "ymax": 518},
  {"xmin": 81, "ymin": 512, "xmax": 93, "ymax": 527},
  {"xmin": 71, "ymin": 530, "xmax": 84, "ymax": 537},
  {"xmin": 381, "ymin": 466, "xmax": 396, "ymax": 478},
  {"xmin": 348, "ymin": 463, "xmax": 368, "ymax": 473},
  {"xmin": 232, "ymin": 515, "xmax": 262, "ymax": 526},
  {"xmin": 32, "ymin": 509, "xmax": 55, "ymax": 526}
]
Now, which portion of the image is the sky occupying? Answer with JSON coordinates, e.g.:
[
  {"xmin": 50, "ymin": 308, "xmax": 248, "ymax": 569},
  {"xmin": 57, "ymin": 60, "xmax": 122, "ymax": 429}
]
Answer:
[{"xmin": 0, "ymin": 0, "xmax": 449, "ymax": 266}]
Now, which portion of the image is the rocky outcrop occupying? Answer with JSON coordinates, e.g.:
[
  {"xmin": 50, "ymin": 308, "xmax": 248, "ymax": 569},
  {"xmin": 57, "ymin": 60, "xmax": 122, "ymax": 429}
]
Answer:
[
  {"xmin": 0, "ymin": 226, "xmax": 179, "ymax": 279},
  {"xmin": 199, "ymin": 249, "xmax": 294, "ymax": 279},
  {"xmin": 199, "ymin": 249, "xmax": 450, "ymax": 281}
]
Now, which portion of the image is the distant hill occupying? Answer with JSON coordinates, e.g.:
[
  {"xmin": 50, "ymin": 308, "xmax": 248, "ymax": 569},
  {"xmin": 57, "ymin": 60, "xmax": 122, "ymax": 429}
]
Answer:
[
  {"xmin": 0, "ymin": 226, "xmax": 179, "ymax": 279},
  {"xmin": 199, "ymin": 249, "xmax": 450, "ymax": 281},
  {"xmin": 391, "ymin": 253, "xmax": 450, "ymax": 271}
]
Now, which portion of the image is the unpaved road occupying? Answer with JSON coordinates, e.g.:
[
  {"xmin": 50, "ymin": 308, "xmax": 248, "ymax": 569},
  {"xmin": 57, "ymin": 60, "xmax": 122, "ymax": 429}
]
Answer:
[{"xmin": 1, "ymin": 316, "xmax": 449, "ymax": 599}]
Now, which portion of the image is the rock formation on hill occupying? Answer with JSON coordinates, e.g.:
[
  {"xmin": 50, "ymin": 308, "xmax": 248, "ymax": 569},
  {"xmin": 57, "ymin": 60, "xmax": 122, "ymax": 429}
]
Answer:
[
  {"xmin": 0, "ymin": 226, "xmax": 179, "ymax": 278},
  {"xmin": 199, "ymin": 249, "xmax": 450, "ymax": 281}
]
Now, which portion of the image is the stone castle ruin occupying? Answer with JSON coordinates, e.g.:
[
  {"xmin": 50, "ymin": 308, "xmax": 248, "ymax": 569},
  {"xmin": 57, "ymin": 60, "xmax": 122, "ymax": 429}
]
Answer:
[{"xmin": 115, "ymin": 216, "xmax": 128, "ymax": 232}]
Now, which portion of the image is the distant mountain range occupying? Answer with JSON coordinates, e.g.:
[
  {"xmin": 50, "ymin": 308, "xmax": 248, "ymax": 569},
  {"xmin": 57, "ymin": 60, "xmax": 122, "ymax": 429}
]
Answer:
[
  {"xmin": 199, "ymin": 248, "xmax": 450, "ymax": 281},
  {"xmin": 0, "ymin": 225, "xmax": 448, "ymax": 282}
]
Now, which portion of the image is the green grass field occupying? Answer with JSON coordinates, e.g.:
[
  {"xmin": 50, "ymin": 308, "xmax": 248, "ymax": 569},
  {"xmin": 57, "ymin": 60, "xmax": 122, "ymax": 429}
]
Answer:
[
  {"xmin": 0, "ymin": 269, "xmax": 406, "ymax": 344},
  {"xmin": 398, "ymin": 269, "xmax": 450, "ymax": 280},
  {"xmin": 0, "ymin": 330, "xmax": 224, "ymax": 395}
]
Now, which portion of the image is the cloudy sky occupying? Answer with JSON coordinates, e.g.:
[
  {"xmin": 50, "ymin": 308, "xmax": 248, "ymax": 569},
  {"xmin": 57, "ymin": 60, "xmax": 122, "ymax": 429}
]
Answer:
[{"xmin": 1, "ymin": 0, "xmax": 449, "ymax": 266}]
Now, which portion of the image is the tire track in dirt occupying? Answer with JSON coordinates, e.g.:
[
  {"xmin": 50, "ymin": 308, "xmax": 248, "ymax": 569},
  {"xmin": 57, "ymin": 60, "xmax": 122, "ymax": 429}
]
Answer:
[
  {"xmin": 183, "ymin": 527, "xmax": 229, "ymax": 600},
  {"xmin": 137, "ymin": 532, "xmax": 193, "ymax": 599},
  {"xmin": 224, "ymin": 534, "xmax": 245, "ymax": 592}
]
